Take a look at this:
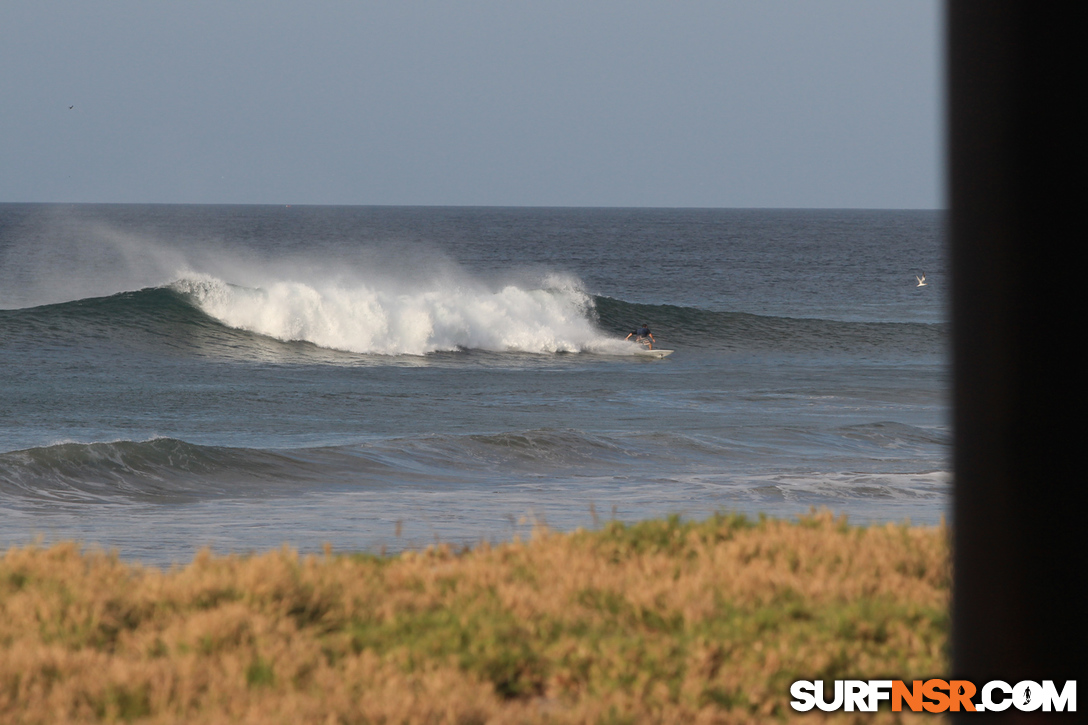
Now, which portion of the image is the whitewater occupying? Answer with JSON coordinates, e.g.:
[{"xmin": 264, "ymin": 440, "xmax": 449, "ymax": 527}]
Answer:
[
  {"xmin": 0, "ymin": 204, "xmax": 949, "ymax": 564},
  {"xmin": 172, "ymin": 272, "xmax": 631, "ymax": 356}
]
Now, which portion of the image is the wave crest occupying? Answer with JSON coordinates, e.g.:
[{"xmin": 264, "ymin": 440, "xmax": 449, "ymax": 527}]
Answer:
[{"xmin": 173, "ymin": 273, "xmax": 628, "ymax": 356}]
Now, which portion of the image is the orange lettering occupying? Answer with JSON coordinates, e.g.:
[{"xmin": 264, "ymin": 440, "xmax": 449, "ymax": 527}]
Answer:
[
  {"xmin": 892, "ymin": 680, "xmax": 924, "ymax": 712},
  {"xmin": 922, "ymin": 679, "xmax": 950, "ymax": 713},
  {"xmin": 949, "ymin": 680, "xmax": 977, "ymax": 712}
]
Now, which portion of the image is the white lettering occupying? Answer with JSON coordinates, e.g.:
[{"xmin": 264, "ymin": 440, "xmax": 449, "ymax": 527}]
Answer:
[
  {"xmin": 868, "ymin": 680, "xmax": 892, "ymax": 711},
  {"xmin": 1042, "ymin": 680, "xmax": 1076, "ymax": 712},
  {"xmin": 844, "ymin": 680, "xmax": 871, "ymax": 712},
  {"xmin": 815, "ymin": 680, "xmax": 844, "ymax": 712},
  {"xmin": 981, "ymin": 680, "xmax": 1012, "ymax": 712},
  {"xmin": 790, "ymin": 681, "xmax": 816, "ymax": 712},
  {"xmin": 1013, "ymin": 680, "xmax": 1043, "ymax": 712}
]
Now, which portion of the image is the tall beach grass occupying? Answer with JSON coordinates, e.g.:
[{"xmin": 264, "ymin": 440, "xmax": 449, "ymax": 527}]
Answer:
[{"xmin": 0, "ymin": 511, "xmax": 948, "ymax": 723}]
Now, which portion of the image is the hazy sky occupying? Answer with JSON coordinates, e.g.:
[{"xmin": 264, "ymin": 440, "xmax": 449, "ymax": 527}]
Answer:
[{"xmin": 1, "ymin": 2, "xmax": 941, "ymax": 208}]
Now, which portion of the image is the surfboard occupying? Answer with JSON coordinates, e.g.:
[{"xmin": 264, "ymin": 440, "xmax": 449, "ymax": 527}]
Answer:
[{"xmin": 634, "ymin": 349, "xmax": 673, "ymax": 358}]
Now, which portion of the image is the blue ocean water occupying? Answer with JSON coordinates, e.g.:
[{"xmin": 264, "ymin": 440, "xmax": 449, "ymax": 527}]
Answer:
[{"xmin": 0, "ymin": 205, "xmax": 948, "ymax": 564}]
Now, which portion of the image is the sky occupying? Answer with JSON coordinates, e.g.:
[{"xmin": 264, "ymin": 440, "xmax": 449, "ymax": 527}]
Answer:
[{"xmin": 0, "ymin": 1, "xmax": 941, "ymax": 208}]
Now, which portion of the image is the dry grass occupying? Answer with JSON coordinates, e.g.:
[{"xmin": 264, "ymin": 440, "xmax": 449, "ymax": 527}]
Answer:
[{"xmin": 0, "ymin": 511, "xmax": 949, "ymax": 724}]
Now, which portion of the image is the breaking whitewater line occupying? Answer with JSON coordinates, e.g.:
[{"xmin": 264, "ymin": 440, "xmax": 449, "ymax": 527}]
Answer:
[{"xmin": 171, "ymin": 274, "xmax": 633, "ymax": 356}]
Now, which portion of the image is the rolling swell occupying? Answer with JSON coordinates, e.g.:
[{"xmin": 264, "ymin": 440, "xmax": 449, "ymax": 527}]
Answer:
[
  {"xmin": 1, "ymin": 425, "xmax": 947, "ymax": 507},
  {"xmin": 0, "ymin": 431, "xmax": 661, "ymax": 503},
  {"xmin": 0, "ymin": 286, "xmax": 286, "ymax": 360},
  {"xmin": 0, "ymin": 438, "xmax": 415, "ymax": 503},
  {"xmin": 594, "ymin": 296, "xmax": 946, "ymax": 355},
  {"xmin": 0, "ymin": 438, "xmax": 288, "ymax": 502}
]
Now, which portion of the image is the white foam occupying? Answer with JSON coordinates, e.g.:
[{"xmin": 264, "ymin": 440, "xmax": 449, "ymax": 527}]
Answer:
[{"xmin": 174, "ymin": 272, "xmax": 634, "ymax": 356}]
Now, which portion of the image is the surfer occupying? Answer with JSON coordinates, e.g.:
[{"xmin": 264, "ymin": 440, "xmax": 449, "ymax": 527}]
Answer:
[{"xmin": 626, "ymin": 323, "xmax": 655, "ymax": 349}]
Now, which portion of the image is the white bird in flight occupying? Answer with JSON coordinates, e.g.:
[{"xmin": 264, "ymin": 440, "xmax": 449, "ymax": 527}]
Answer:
[{"xmin": 916, "ymin": 272, "xmax": 927, "ymax": 287}]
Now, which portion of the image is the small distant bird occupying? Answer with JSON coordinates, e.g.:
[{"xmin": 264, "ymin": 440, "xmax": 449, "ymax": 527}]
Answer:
[
  {"xmin": 916, "ymin": 272, "xmax": 927, "ymax": 287},
  {"xmin": 68, "ymin": 105, "xmax": 74, "ymax": 110}
]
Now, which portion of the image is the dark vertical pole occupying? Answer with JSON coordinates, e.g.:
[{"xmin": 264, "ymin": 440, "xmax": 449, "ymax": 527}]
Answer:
[{"xmin": 949, "ymin": 0, "xmax": 1087, "ymax": 704}]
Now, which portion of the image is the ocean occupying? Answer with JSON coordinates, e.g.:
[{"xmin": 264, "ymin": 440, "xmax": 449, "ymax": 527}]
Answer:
[{"xmin": 0, "ymin": 204, "xmax": 948, "ymax": 565}]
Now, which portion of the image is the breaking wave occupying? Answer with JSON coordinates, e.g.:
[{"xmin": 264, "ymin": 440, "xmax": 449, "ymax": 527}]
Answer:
[
  {"xmin": 0, "ymin": 271, "xmax": 945, "ymax": 359},
  {"xmin": 172, "ymin": 273, "xmax": 625, "ymax": 355}
]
